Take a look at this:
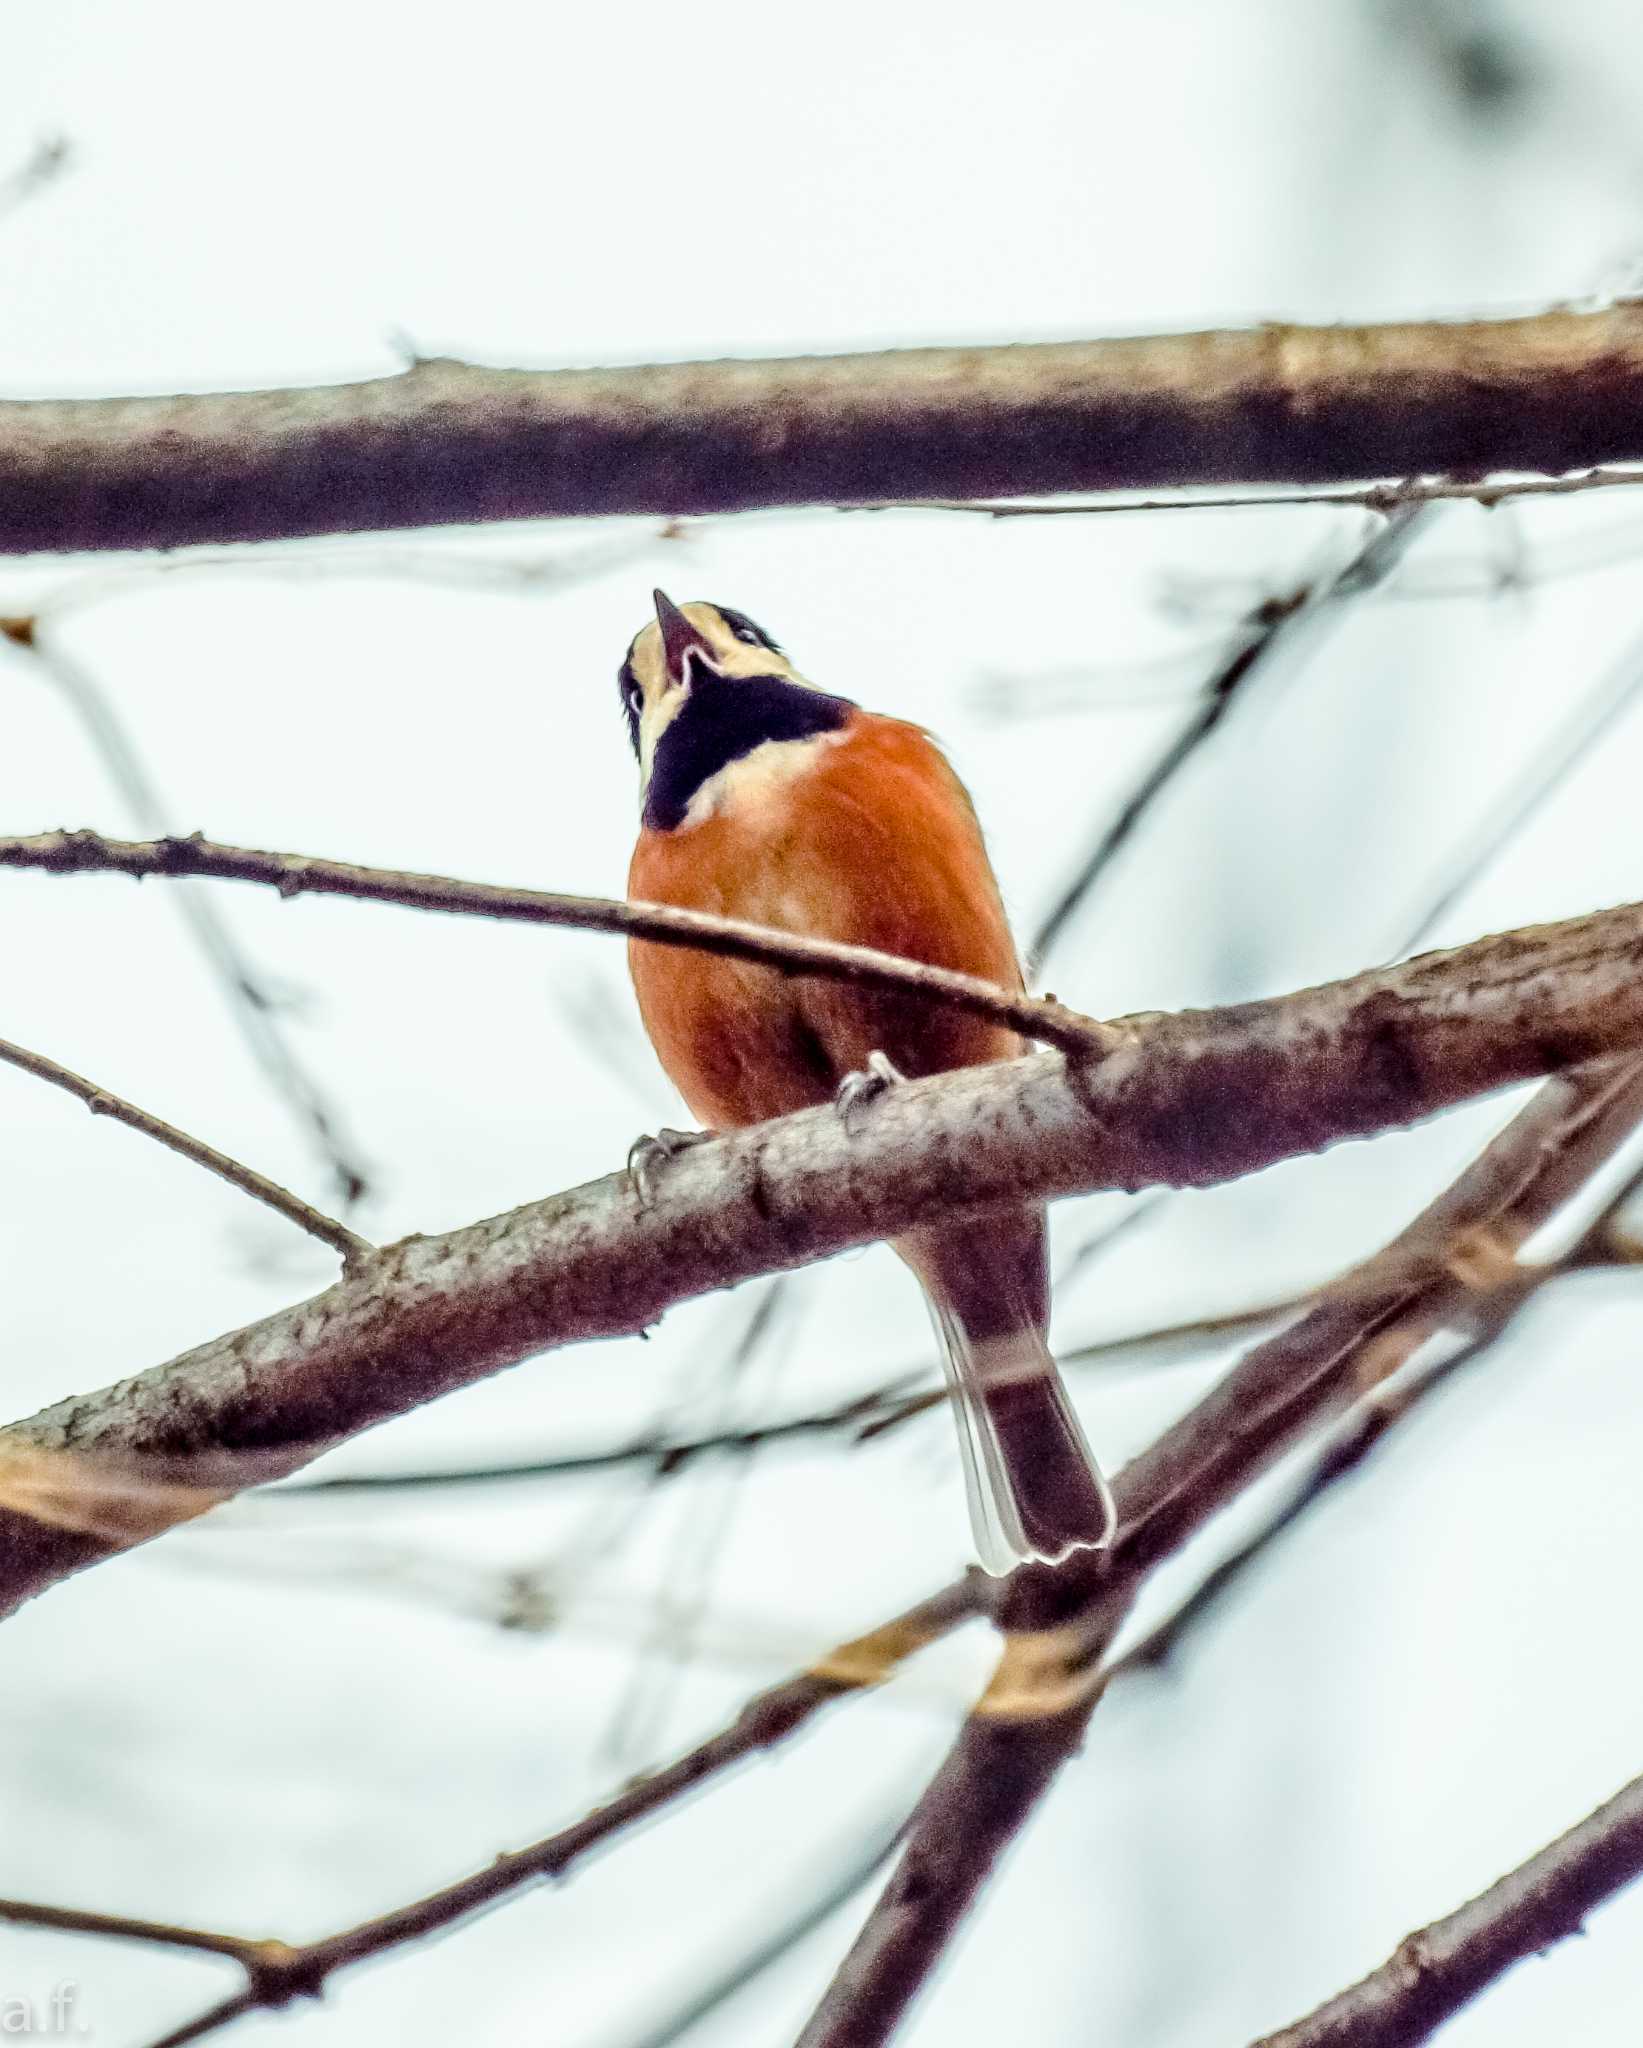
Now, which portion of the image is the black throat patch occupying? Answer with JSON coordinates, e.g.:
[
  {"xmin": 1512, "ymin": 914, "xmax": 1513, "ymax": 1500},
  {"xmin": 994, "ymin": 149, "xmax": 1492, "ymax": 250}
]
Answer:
[{"xmin": 643, "ymin": 664, "xmax": 854, "ymax": 832}]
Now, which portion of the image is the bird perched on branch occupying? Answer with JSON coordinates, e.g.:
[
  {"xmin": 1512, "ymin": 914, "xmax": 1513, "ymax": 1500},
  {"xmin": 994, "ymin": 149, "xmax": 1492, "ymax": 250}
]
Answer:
[{"xmin": 619, "ymin": 591, "xmax": 1114, "ymax": 1572}]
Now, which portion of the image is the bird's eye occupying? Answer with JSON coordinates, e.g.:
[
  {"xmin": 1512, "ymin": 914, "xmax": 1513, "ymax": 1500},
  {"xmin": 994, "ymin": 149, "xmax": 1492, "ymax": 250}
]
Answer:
[
  {"xmin": 715, "ymin": 605, "xmax": 779, "ymax": 652},
  {"xmin": 616, "ymin": 656, "xmax": 646, "ymax": 756}
]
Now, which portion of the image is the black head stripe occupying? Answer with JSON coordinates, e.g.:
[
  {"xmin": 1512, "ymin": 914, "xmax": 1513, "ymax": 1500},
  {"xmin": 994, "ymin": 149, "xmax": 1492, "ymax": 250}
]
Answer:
[
  {"xmin": 713, "ymin": 605, "xmax": 782, "ymax": 653},
  {"xmin": 617, "ymin": 648, "xmax": 642, "ymax": 756},
  {"xmin": 644, "ymin": 670, "xmax": 851, "ymax": 831}
]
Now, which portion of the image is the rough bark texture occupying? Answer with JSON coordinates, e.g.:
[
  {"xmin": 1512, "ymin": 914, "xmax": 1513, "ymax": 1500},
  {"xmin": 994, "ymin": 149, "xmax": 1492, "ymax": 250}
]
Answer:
[
  {"xmin": 7, "ymin": 308, "xmax": 1643, "ymax": 551},
  {"xmin": 2, "ymin": 902, "xmax": 1642, "ymax": 1617}
]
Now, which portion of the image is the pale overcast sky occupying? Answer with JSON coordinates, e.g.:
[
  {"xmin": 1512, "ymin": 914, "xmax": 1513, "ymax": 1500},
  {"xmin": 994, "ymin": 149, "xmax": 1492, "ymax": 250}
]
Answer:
[{"xmin": 4, "ymin": 4, "xmax": 1643, "ymax": 2045}]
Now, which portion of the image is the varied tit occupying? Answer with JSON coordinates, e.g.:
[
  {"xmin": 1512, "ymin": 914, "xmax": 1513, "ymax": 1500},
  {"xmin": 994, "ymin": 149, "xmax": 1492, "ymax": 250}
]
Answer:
[{"xmin": 620, "ymin": 590, "xmax": 1115, "ymax": 1572}]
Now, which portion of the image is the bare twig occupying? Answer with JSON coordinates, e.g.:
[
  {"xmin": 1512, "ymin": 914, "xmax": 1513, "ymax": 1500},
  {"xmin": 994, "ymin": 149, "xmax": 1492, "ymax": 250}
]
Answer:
[
  {"xmin": 0, "ymin": 1579, "xmax": 978, "ymax": 2048},
  {"xmin": 1, "ymin": 625, "xmax": 373, "ymax": 1203},
  {"xmin": 15, "ymin": 307, "xmax": 1643, "ymax": 550},
  {"xmin": 14, "ymin": 1061, "xmax": 1643, "ymax": 2047},
  {"xmin": 866, "ymin": 463, "xmax": 1643, "ymax": 522},
  {"xmin": 793, "ymin": 1056, "xmax": 1643, "ymax": 2048},
  {"xmin": 602, "ymin": 1280, "xmax": 795, "ymax": 1767},
  {"xmin": 4, "ymin": 902, "xmax": 1643, "ymax": 1615},
  {"xmin": 0, "ymin": 828, "xmax": 1117, "ymax": 1057},
  {"xmin": 1107, "ymin": 1056, "xmax": 1643, "ymax": 1589},
  {"xmin": 253, "ymin": 1294, "xmax": 1285, "ymax": 1501},
  {"xmin": 1113, "ymin": 1104, "xmax": 1643, "ymax": 1681},
  {"xmin": 1029, "ymin": 504, "xmax": 1429, "ymax": 971},
  {"xmin": 0, "ymin": 1036, "xmax": 372, "ymax": 1267},
  {"xmin": 1249, "ymin": 1770, "xmax": 1643, "ymax": 2048},
  {"xmin": 250, "ymin": 1384, "xmax": 926, "ymax": 1496},
  {"xmin": 17, "ymin": 524, "xmax": 673, "ymax": 620},
  {"xmin": 0, "ymin": 136, "xmax": 70, "ymax": 222},
  {"xmin": 1392, "ymin": 624, "xmax": 1643, "ymax": 955},
  {"xmin": 618, "ymin": 1814, "xmax": 908, "ymax": 2048}
]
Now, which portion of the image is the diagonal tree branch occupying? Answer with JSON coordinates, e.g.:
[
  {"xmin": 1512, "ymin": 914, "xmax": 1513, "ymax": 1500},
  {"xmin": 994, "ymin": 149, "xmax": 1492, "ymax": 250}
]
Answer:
[
  {"xmin": 9, "ymin": 1061, "xmax": 1639, "ymax": 2048},
  {"xmin": 0, "ymin": 1576, "xmax": 978, "ymax": 2048},
  {"xmin": 1110, "ymin": 1140, "xmax": 1643, "ymax": 1684},
  {"xmin": 2, "ymin": 903, "xmax": 1643, "ymax": 1617},
  {"xmin": 793, "ymin": 1054, "xmax": 1643, "ymax": 2048},
  {"xmin": 11, "ymin": 306, "xmax": 1643, "ymax": 551},
  {"xmin": 1249, "ymin": 1769, "xmax": 1643, "ymax": 2048},
  {"xmin": 1, "ymin": 621, "xmax": 374, "ymax": 1202},
  {"xmin": 1029, "ymin": 501, "xmax": 1431, "ymax": 971},
  {"xmin": 0, "ymin": 1036, "xmax": 372, "ymax": 1266},
  {"xmin": 0, "ymin": 829, "xmax": 1115, "ymax": 1058}
]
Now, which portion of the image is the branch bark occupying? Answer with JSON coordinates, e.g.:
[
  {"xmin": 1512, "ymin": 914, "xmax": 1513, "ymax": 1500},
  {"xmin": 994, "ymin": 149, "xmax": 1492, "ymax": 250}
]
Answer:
[
  {"xmin": 2, "ymin": 905, "xmax": 1643, "ymax": 1617},
  {"xmin": 0, "ymin": 1036, "xmax": 371, "ymax": 1266},
  {"xmin": 793, "ymin": 1055, "xmax": 1643, "ymax": 2048},
  {"xmin": 10, "ymin": 306, "xmax": 1643, "ymax": 551},
  {"xmin": 0, "ymin": 830, "xmax": 1113, "ymax": 1057},
  {"xmin": 1250, "ymin": 1771, "xmax": 1643, "ymax": 2048},
  {"xmin": 0, "ymin": 1577, "xmax": 979, "ymax": 2048},
  {"xmin": 9, "ymin": 1062, "xmax": 1640, "ymax": 2047}
]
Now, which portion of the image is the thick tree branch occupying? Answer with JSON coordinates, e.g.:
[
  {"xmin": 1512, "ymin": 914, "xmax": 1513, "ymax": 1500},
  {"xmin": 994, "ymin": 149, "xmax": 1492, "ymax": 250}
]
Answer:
[
  {"xmin": 10, "ymin": 1063, "xmax": 1639, "ymax": 2047},
  {"xmin": 1250, "ymin": 1771, "xmax": 1643, "ymax": 2048},
  {"xmin": 11, "ymin": 307, "xmax": 1643, "ymax": 551},
  {"xmin": 1, "ymin": 905, "xmax": 1641, "ymax": 1619}
]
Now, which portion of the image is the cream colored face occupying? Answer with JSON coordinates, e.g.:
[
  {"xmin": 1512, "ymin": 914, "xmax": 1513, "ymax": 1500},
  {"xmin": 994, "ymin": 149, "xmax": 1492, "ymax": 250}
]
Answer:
[{"xmin": 619, "ymin": 598, "xmax": 814, "ymax": 796}]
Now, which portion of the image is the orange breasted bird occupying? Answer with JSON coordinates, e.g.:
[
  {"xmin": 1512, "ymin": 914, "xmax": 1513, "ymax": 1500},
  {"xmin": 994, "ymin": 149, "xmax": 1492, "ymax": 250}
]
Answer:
[{"xmin": 621, "ymin": 592, "xmax": 1115, "ymax": 1572}]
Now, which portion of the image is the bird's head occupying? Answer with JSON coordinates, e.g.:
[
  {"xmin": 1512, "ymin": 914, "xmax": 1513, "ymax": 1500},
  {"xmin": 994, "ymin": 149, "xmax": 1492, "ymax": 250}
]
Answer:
[
  {"xmin": 617, "ymin": 591, "xmax": 796, "ymax": 767},
  {"xmin": 618, "ymin": 592, "xmax": 853, "ymax": 829}
]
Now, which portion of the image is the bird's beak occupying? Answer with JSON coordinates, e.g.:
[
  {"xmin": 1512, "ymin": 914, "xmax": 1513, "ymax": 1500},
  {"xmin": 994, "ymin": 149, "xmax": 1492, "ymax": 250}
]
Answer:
[{"xmin": 653, "ymin": 589, "xmax": 714, "ymax": 686}]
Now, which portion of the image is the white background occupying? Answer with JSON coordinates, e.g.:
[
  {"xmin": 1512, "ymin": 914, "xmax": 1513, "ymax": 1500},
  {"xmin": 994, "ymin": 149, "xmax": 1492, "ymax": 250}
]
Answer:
[{"xmin": 4, "ymin": 3, "xmax": 1643, "ymax": 2043}]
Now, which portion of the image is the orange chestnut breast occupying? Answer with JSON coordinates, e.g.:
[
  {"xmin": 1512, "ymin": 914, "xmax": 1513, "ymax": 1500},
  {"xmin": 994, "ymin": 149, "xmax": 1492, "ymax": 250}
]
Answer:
[{"xmin": 628, "ymin": 710, "xmax": 1025, "ymax": 1131}]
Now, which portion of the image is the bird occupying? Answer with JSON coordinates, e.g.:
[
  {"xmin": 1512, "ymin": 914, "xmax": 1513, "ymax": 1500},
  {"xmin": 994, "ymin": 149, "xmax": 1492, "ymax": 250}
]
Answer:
[{"xmin": 619, "ymin": 590, "xmax": 1115, "ymax": 1572}]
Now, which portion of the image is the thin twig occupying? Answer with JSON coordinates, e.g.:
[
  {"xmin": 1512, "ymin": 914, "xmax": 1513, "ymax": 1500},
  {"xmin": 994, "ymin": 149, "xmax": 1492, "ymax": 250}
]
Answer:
[
  {"xmin": 1392, "ymin": 623, "xmax": 1643, "ymax": 956},
  {"xmin": 12, "ymin": 524, "xmax": 673, "ymax": 622},
  {"xmin": 247, "ymin": 1386, "xmax": 925, "ymax": 1496},
  {"xmin": 1, "ymin": 624, "xmax": 374, "ymax": 1204},
  {"xmin": 792, "ymin": 1056, "xmax": 1643, "ymax": 2048},
  {"xmin": 0, "ymin": 828, "xmax": 1116, "ymax": 1057},
  {"xmin": 251, "ymin": 1295, "xmax": 1286, "ymax": 1501},
  {"xmin": 1029, "ymin": 504, "xmax": 1430, "ymax": 971},
  {"xmin": 0, "ymin": 136, "xmax": 70, "ymax": 222},
  {"xmin": 13, "ymin": 1062, "xmax": 1643, "ymax": 2047},
  {"xmin": 0, "ymin": 1036, "xmax": 372, "ymax": 1268},
  {"xmin": 1111, "ymin": 1120, "xmax": 1643, "ymax": 1682},
  {"xmin": 867, "ymin": 463, "xmax": 1643, "ymax": 521},
  {"xmin": 1249, "ymin": 1770, "xmax": 1643, "ymax": 2048},
  {"xmin": 0, "ymin": 1579, "xmax": 978, "ymax": 2048},
  {"xmin": 618, "ymin": 1814, "xmax": 909, "ymax": 2048}
]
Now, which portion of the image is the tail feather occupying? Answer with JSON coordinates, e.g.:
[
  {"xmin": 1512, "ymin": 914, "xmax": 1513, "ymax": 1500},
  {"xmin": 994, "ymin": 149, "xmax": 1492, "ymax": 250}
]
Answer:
[{"xmin": 926, "ymin": 1295, "xmax": 1116, "ymax": 1575}]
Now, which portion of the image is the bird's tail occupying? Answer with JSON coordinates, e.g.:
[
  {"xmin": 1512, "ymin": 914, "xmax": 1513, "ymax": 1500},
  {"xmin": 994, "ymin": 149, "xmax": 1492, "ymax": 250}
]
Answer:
[{"xmin": 923, "ymin": 1290, "xmax": 1116, "ymax": 1577}]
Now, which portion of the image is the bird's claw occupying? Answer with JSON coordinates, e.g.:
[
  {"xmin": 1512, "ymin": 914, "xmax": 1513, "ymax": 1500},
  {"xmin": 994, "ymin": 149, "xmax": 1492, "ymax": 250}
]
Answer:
[
  {"xmin": 628, "ymin": 1126, "xmax": 715, "ymax": 1206},
  {"xmin": 835, "ymin": 1050, "xmax": 906, "ymax": 1126}
]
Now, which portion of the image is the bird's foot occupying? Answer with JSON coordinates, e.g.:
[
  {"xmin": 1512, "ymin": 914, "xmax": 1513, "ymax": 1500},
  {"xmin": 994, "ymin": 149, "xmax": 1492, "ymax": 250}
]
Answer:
[
  {"xmin": 628, "ymin": 1125, "xmax": 716, "ymax": 1206},
  {"xmin": 835, "ymin": 1050, "xmax": 907, "ymax": 1127}
]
